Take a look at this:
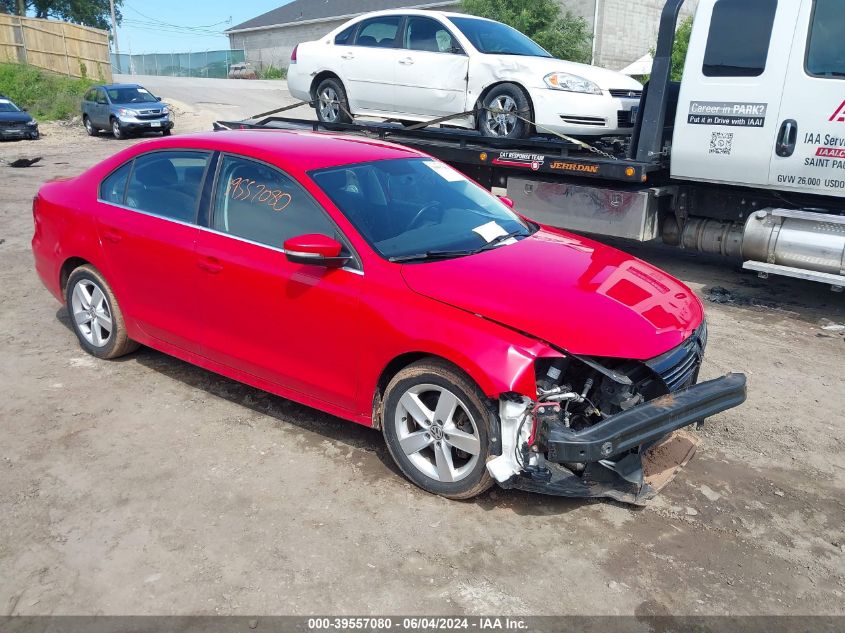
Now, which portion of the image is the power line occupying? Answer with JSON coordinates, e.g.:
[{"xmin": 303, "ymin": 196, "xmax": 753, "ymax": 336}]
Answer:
[
  {"xmin": 123, "ymin": 4, "xmax": 231, "ymax": 32},
  {"xmin": 122, "ymin": 19, "xmax": 226, "ymax": 36}
]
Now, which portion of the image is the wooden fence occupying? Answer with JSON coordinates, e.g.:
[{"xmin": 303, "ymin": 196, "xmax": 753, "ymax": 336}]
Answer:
[{"xmin": 0, "ymin": 14, "xmax": 112, "ymax": 81}]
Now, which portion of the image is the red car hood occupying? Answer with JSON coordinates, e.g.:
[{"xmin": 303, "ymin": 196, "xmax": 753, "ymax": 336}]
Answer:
[{"xmin": 400, "ymin": 229, "xmax": 704, "ymax": 360}]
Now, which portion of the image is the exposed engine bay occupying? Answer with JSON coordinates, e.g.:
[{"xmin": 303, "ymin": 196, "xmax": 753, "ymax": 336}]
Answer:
[{"xmin": 487, "ymin": 324, "xmax": 747, "ymax": 505}]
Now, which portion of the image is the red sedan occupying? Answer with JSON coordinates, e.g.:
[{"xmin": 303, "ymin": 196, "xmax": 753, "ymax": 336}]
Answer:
[{"xmin": 32, "ymin": 130, "xmax": 746, "ymax": 503}]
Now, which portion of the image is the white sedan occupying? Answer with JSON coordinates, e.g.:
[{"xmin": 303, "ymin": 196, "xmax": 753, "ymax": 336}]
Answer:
[{"xmin": 287, "ymin": 10, "xmax": 643, "ymax": 139}]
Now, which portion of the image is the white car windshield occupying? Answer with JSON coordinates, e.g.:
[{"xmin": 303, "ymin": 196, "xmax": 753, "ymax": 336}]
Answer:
[
  {"xmin": 448, "ymin": 17, "xmax": 551, "ymax": 58},
  {"xmin": 311, "ymin": 158, "xmax": 534, "ymax": 262}
]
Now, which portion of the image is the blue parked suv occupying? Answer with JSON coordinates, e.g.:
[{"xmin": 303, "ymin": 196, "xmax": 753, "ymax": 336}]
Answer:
[{"xmin": 82, "ymin": 83, "xmax": 173, "ymax": 139}]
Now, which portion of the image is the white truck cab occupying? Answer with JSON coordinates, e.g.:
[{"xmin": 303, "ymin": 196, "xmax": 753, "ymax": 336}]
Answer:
[{"xmin": 672, "ymin": 0, "xmax": 845, "ymax": 201}]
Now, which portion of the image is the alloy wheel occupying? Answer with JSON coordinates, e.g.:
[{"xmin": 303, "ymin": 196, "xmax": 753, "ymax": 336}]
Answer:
[
  {"xmin": 318, "ymin": 86, "xmax": 341, "ymax": 122},
  {"xmin": 70, "ymin": 279, "xmax": 113, "ymax": 348},
  {"xmin": 485, "ymin": 95, "xmax": 518, "ymax": 137},
  {"xmin": 393, "ymin": 383, "xmax": 481, "ymax": 483}
]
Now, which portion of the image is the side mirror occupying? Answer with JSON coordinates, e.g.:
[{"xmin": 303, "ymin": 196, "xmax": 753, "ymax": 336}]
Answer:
[
  {"xmin": 22, "ymin": 107, "xmax": 28, "ymax": 112},
  {"xmin": 283, "ymin": 234, "xmax": 350, "ymax": 268},
  {"xmin": 498, "ymin": 195, "xmax": 515, "ymax": 209},
  {"xmin": 156, "ymin": 96, "xmax": 162, "ymax": 101}
]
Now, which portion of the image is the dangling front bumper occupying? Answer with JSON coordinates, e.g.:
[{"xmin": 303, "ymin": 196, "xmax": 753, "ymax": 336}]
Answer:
[{"xmin": 499, "ymin": 373, "xmax": 747, "ymax": 505}]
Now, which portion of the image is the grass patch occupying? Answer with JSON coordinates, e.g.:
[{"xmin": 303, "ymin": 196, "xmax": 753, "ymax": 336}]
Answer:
[
  {"xmin": 260, "ymin": 65, "xmax": 287, "ymax": 80},
  {"xmin": 0, "ymin": 63, "xmax": 96, "ymax": 121}
]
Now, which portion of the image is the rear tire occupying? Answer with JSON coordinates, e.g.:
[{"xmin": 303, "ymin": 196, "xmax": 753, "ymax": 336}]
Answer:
[
  {"xmin": 314, "ymin": 77, "xmax": 353, "ymax": 125},
  {"xmin": 478, "ymin": 83, "xmax": 531, "ymax": 139},
  {"xmin": 162, "ymin": 128, "xmax": 172, "ymax": 136},
  {"xmin": 84, "ymin": 116, "xmax": 98, "ymax": 136},
  {"xmin": 66, "ymin": 265, "xmax": 139, "ymax": 360},
  {"xmin": 382, "ymin": 358, "xmax": 495, "ymax": 500}
]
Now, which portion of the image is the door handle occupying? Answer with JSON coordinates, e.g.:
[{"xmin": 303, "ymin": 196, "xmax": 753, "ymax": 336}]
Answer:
[
  {"xmin": 197, "ymin": 257, "xmax": 223, "ymax": 274},
  {"xmin": 399, "ymin": 57, "xmax": 414, "ymax": 65},
  {"xmin": 340, "ymin": 52, "xmax": 355, "ymax": 60},
  {"xmin": 102, "ymin": 229, "xmax": 122, "ymax": 243},
  {"xmin": 776, "ymin": 119, "xmax": 798, "ymax": 157}
]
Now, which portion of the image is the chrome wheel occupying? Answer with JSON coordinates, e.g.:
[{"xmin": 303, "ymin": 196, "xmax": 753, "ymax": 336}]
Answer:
[
  {"xmin": 85, "ymin": 118, "xmax": 93, "ymax": 134},
  {"xmin": 318, "ymin": 86, "xmax": 341, "ymax": 122},
  {"xmin": 112, "ymin": 119, "xmax": 123, "ymax": 139},
  {"xmin": 485, "ymin": 95, "xmax": 518, "ymax": 137},
  {"xmin": 393, "ymin": 383, "xmax": 481, "ymax": 483},
  {"xmin": 71, "ymin": 279, "xmax": 113, "ymax": 348}
]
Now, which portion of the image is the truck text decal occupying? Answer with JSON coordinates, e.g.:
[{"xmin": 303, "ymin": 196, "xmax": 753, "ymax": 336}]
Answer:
[{"xmin": 687, "ymin": 101, "xmax": 767, "ymax": 128}]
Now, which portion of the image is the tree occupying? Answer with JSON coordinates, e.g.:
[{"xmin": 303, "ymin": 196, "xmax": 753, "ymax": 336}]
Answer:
[
  {"xmin": 459, "ymin": 0, "xmax": 592, "ymax": 64},
  {"xmin": 1, "ymin": 0, "xmax": 122, "ymax": 31},
  {"xmin": 669, "ymin": 16, "xmax": 693, "ymax": 81}
]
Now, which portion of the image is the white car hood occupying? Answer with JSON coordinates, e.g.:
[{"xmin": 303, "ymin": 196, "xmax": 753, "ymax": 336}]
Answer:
[{"xmin": 474, "ymin": 54, "xmax": 642, "ymax": 91}]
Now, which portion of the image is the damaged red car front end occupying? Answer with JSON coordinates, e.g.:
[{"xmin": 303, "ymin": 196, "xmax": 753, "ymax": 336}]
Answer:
[{"xmin": 399, "ymin": 227, "xmax": 747, "ymax": 504}]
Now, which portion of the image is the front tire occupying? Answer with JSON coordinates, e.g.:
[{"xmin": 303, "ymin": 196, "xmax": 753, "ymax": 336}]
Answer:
[
  {"xmin": 478, "ymin": 83, "xmax": 531, "ymax": 139},
  {"xmin": 66, "ymin": 265, "xmax": 139, "ymax": 359},
  {"xmin": 314, "ymin": 77, "xmax": 353, "ymax": 125},
  {"xmin": 111, "ymin": 117, "xmax": 126, "ymax": 140},
  {"xmin": 382, "ymin": 359, "xmax": 494, "ymax": 500}
]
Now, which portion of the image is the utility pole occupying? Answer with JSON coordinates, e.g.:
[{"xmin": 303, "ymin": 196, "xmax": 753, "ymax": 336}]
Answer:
[{"xmin": 109, "ymin": 0, "xmax": 120, "ymax": 58}]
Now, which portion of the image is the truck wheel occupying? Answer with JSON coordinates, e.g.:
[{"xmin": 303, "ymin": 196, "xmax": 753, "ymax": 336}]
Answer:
[
  {"xmin": 382, "ymin": 358, "xmax": 495, "ymax": 500},
  {"xmin": 66, "ymin": 265, "xmax": 139, "ymax": 360},
  {"xmin": 84, "ymin": 116, "xmax": 98, "ymax": 136},
  {"xmin": 315, "ymin": 77, "xmax": 353, "ymax": 124},
  {"xmin": 479, "ymin": 83, "xmax": 531, "ymax": 139}
]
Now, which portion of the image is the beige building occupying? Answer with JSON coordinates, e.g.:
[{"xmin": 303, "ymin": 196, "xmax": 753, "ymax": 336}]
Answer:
[{"xmin": 226, "ymin": 0, "xmax": 698, "ymax": 72}]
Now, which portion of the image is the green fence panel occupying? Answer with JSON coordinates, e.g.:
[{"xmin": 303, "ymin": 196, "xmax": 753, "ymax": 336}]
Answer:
[{"xmin": 111, "ymin": 50, "xmax": 245, "ymax": 78}]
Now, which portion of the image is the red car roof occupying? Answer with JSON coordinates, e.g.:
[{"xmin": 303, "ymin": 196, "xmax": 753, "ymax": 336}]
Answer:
[{"xmin": 132, "ymin": 129, "xmax": 424, "ymax": 173}]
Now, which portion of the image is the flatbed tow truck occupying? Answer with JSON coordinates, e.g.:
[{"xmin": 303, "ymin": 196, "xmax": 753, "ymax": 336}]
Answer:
[{"xmin": 217, "ymin": 0, "xmax": 845, "ymax": 291}]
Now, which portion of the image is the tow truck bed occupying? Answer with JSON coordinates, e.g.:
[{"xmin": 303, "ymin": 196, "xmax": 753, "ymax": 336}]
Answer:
[{"xmin": 213, "ymin": 116, "xmax": 663, "ymax": 187}]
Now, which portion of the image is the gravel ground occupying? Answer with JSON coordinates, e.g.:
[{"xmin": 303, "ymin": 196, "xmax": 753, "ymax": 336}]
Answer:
[{"xmin": 0, "ymin": 102, "xmax": 843, "ymax": 617}]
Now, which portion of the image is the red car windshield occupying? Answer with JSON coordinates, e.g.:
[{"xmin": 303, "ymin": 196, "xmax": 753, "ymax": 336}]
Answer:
[{"xmin": 311, "ymin": 158, "xmax": 532, "ymax": 261}]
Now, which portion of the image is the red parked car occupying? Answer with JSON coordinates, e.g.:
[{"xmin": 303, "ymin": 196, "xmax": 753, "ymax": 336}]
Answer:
[{"xmin": 32, "ymin": 130, "xmax": 746, "ymax": 503}]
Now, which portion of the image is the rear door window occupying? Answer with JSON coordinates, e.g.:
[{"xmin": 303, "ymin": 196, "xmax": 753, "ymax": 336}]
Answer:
[
  {"xmin": 806, "ymin": 0, "xmax": 845, "ymax": 78},
  {"xmin": 335, "ymin": 24, "xmax": 356, "ymax": 45},
  {"xmin": 99, "ymin": 162, "xmax": 132, "ymax": 204},
  {"xmin": 211, "ymin": 155, "xmax": 338, "ymax": 249},
  {"xmin": 354, "ymin": 16, "xmax": 401, "ymax": 48},
  {"xmin": 124, "ymin": 151, "xmax": 211, "ymax": 223},
  {"xmin": 702, "ymin": 0, "xmax": 778, "ymax": 77}
]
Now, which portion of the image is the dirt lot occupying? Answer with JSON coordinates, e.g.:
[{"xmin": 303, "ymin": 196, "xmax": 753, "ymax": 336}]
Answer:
[{"xmin": 1, "ymin": 111, "xmax": 844, "ymax": 617}]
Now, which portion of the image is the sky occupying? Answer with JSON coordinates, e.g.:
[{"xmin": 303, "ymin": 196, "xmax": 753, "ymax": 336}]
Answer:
[{"xmin": 115, "ymin": 0, "xmax": 292, "ymax": 54}]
